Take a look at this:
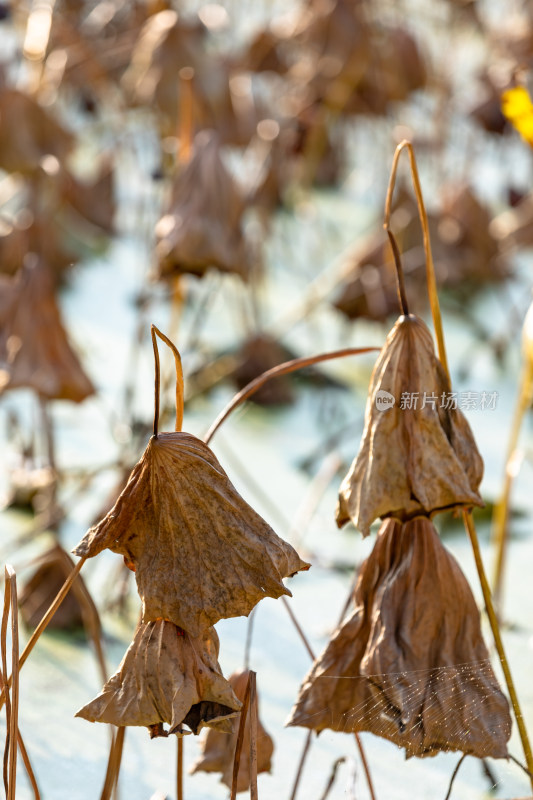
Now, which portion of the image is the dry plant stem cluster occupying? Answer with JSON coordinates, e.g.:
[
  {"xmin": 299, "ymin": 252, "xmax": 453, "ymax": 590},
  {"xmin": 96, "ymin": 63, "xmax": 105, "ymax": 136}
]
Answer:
[
  {"xmin": 191, "ymin": 668, "xmax": 274, "ymax": 792},
  {"xmin": 1, "ymin": 566, "xmax": 40, "ymax": 800}
]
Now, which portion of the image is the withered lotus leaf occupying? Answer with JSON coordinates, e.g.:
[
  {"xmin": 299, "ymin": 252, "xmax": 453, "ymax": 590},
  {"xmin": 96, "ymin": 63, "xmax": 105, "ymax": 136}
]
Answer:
[
  {"xmin": 20, "ymin": 544, "xmax": 85, "ymax": 631},
  {"xmin": 155, "ymin": 130, "xmax": 251, "ymax": 280},
  {"xmin": 0, "ymin": 261, "xmax": 95, "ymax": 402},
  {"xmin": 190, "ymin": 669, "xmax": 274, "ymax": 792},
  {"xmin": 73, "ymin": 432, "xmax": 310, "ymax": 636},
  {"xmin": 77, "ymin": 621, "xmax": 241, "ymax": 736},
  {"xmin": 287, "ymin": 517, "xmax": 511, "ymax": 759},
  {"xmin": 336, "ymin": 314, "xmax": 483, "ymax": 536},
  {"xmin": 0, "ymin": 88, "xmax": 74, "ymax": 174}
]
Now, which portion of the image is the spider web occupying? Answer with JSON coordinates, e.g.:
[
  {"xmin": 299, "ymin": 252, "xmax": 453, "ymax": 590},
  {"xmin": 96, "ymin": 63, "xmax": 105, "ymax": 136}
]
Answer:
[{"xmin": 290, "ymin": 657, "xmax": 512, "ymax": 760}]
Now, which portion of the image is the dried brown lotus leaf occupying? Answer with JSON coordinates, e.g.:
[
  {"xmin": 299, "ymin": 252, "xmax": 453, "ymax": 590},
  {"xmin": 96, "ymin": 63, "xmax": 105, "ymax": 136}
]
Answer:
[
  {"xmin": 336, "ymin": 314, "xmax": 483, "ymax": 536},
  {"xmin": 191, "ymin": 669, "xmax": 274, "ymax": 792},
  {"xmin": 20, "ymin": 544, "xmax": 85, "ymax": 631},
  {"xmin": 73, "ymin": 431, "xmax": 310, "ymax": 636},
  {"xmin": 77, "ymin": 621, "xmax": 241, "ymax": 735},
  {"xmin": 0, "ymin": 88, "xmax": 74, "ymax": 174},
  {"xmin": 288, "ymin": 517, "xmax": 511, "ymax": 759},
  {"xmin": 122, "ymin": 10, "xmax": 207, "ymax": 125},
  {"xmin": 0, "ymin": 261, "xmax": 95, "ymax": 403},
  {"xmin": 155, "ymin": 130, "xmax": 251, "ymax": 280}
]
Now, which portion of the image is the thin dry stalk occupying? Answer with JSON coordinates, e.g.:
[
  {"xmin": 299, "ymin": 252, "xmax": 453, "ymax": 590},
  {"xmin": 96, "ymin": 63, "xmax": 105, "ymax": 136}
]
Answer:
[
  {"xmin": 100, "ymin": 727, "xmax": 125, "ymax": 800},
  {"xmin": 385, "ymin": 230, "xmax": 409, "ymax": 316},
  {"xmin": 216, "ymin": 436, "xmax": 291, "ymax": 533},
  {"xmin": 289, "ymin": 452, "xmax": 343, "ymax": 551},
  {"xmin": 0, "ymin": 557, "xmax": 86, "ymax": 711},
  {"xmin": 151, "ymin": 324, "xmax": 184, "ymax": 436},
  {"xmin": 337, "ymin": 571, "xmax": 358, "ymax": 627},
  {"xmin": 444, "ymin": 753, "xmax": 467, "ymax": 800},
  {"xmin": 463, "ymin": 509, "xmax": 533, "ymax": 790},
  {"xmin": 383, "ymin": 139, "xmax": 449, "ymax": 376},
  {"xmin": 178, "ymin": 67, "xmax": 194, "ymax": 165},
  {"xmin": 38, "ymin": 393, "xmax": 57, "ymax": 476},
  {"xmin": 281, "ymin": 598, "xmax": 314, "ymax": 661},
  {"xmin": 2, "ymin": 566, "xmax": 19, "ymax": 800},
  {"xmin": 318, "ymin": 756, "xmax": 345, "ymax": 800},
  {"xmin": 354, "ymin": 735, "xmax": 376, "ymax": 800},
  {"xmin": 56, "ymin": 548, "xmax": 108, "ymax": 689},
  {"xmin": 1, "ymin": 576, "xmax": 12, "ymax": 798},
  {"xmin": 16, "ymin": 730, "xmax": 40, "ymax": 800},
  {"xmin": 0, "ymin": 659, "xmax": 39, "ymax": 798},
  {"xmin": 230, "ymin": 673, "xmax": 252, "ymax": 800},
  {"xmin": 508, "ymin": 753, "xmax": 533, "ymax": 780},
  {"xmin": 204, "ymin": 347, "xmax": 380, "ymax": 444},
  {"xmin": 244, "ymin": 606, "xmax": 257, "ymax": 672},
  {"xmin": 289, "ymin": 731, "xmax": 312, "ymax": 800},
  {"xmin": 177, "ymin": 737, "xmax": 183, "ymax": 800},
  {"xmin": 491, "ymin": 358, "xmax": 533, "ymax": 606},
  {"xmin": 249, "ymin": 672, "xmax": 258, "ymax": 800}
]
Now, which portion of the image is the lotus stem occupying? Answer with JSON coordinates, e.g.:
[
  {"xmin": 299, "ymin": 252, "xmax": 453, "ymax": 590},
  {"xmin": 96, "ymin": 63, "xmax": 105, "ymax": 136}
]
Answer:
[
  {"xmin": 151, "ymin": 325, "xmax": 184, "ymax": 436},
  {"xmin": 16, "ymin": 730, "xmax": 40, "ymax": 800},
  {"xmin": 1, "ymin": 566, "xmax": 19, "ymax": 800},
  {"xmin": 289, "ymin": 731, "xmax": 312, "ymax": 800},
  {"xmin": 230, "ymin": 672, "xmax": 252, "ymax": 800},
  {"xmin": 249, "ymin": 672, "xmax": 258, "ymax": 800},
  {"xmin": 491, "ymin": 358, "xmax": 533, "ymax": 607},
  {"xmin": 354, "ymin": 735, "xmax": 376, "ymax": 800},
  {"xmin": 384, "ymin": 139, "xmax": 449, "ymax": 376},
  {"xmin": 100, "ymin": 727, "xmax": 125, "ymax": 800},
  {"xmin": 178, "ymin": 67, "xmax": 194, "ymax": 165},
  {"xmin": 177, "ymin": 737, "xmax": 184, "ymax": 800},
  {"xmin": 204, "ymin": 347, "xmax": 380, "ymax": 445},
  {"xmin": 385, "ymin": 230, "xmax": 409, "ymax": 316},
  {"xmin": 443, "ymin": 753, "xmax": 466, "ymax": 800},
  {"xmin": 463, "ymin": 509, "xmax": 533, "ymax": 790}
]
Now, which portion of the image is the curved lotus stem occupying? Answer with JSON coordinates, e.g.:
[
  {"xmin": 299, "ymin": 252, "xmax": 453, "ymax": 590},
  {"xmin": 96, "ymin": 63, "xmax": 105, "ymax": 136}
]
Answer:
[
  {"xmin": 203, "ymin": 346, "xmax": 380, "ymax": 445},
  {"xmin": 384, "ymin": 139, "xmax": 449, "ymax": 378},
  {"xmin": 151, "ymin": 325, "xmax": 184, "ymax": 436}
]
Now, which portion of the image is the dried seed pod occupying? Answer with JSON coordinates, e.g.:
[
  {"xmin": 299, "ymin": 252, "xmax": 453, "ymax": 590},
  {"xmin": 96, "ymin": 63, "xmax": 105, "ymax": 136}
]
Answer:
[
  {"xmin": 336, "ymin": 314, "xmax": 483, "ymax": 536},
  {"xmin": 155, "ymin": 130, "xmax": 251, "ymax": 280},
  {"xmin": 0, "ymin": 260, "xmax": 95, "ymax": 402},
  {"xmin": 73, "ymin": 431, "xmax": 310, "ymax": 637},
  {"xmin": 77, "ymin": 621, "xmax": 241, "ymax": 736},
  {"xmin": 288, "ymin": 517, "xmax": 511, "ymax": 759},
  {"xmin": 190, "ymin": 669, "xmax": 274, "ymax": 792}
]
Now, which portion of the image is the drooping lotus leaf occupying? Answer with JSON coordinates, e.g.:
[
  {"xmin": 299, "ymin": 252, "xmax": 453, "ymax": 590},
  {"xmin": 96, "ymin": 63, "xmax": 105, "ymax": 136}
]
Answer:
[
  {"xmin": 0, "ymin": 261, "xmax": 95, "ymax": 402},
  {"xmin": 288, "ymin": 517, "xmax": 511, "ymax": 759},
  {"xmin": 77, "ymin": 621, "xmax": 241, "ymax": 736},
  {"xmin": 190, "ymin": 669, "xmax": 274, "ymax": 791},
  {"xmin": 336, "ymin": 314, "xmax": 483, "ymax": 536},
  {"xmin": 0, "ymin": 88, "xmax": 74, "ymax": 174},
  {"xmin": 155, "ymin": 130, "xmax": 251, "ymax": 280},
  {"xmin": 73, "ymin": 431, "xmax": 310, "ymax": 636}
]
